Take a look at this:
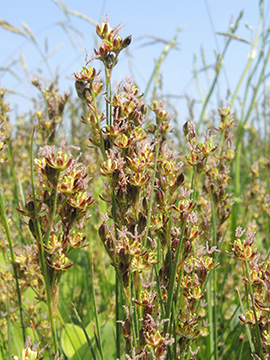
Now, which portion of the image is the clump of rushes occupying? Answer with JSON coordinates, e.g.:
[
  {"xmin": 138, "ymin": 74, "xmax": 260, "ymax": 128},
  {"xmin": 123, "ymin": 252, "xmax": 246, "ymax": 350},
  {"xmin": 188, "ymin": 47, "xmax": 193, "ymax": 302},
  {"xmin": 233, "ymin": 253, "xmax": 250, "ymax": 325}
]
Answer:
[
  {"xmin": 17, "ymin": 142, "xmax": 94, "ymax": 352},
  {"xmin": 32, "ymin": 79, "xmax": 69, "ymax": 144},
  {"xmin": 192, "ymin": 107, "xmax": 235, "ymax": 243},
  {"xmin": 0, "ymin": 120, "xmax": 8, "ymax": 163},
  {"xmin": 229, "ymin": 226, "xmax": 270, "ymax": 359},
  {"xmin": 74, "ymin": 17, "xmax": 218, "ymax": 359},
  {"xmin": 182, "ymin": 108, "xmax": 235, "ymax": 359},
  {"xmin": 18, "ymin": 143, "xmax": 93, "ymax": 310}
]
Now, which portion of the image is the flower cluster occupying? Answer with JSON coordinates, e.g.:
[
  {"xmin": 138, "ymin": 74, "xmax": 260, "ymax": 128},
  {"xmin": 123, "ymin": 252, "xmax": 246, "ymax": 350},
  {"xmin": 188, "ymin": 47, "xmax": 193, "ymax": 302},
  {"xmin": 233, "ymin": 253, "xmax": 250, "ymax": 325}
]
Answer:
[
  {"xmin": 17, "ymin": 143, "xmax": 93, "ymax": 312},
  {"xmin": 230, "ymin": 227, "xmax": 270, "ymax": 357},
  {"xmin": 0, "ymin": 121, "xmax": 8, "ymax": 164},
  {"xmin": 184, "ymin": 121, "xmax": 217, "ymax": 172},
  {"xmin": 0, "ymin": 89, "xmax": 10, "ymax": 165},
  {"xmin": 32, "ymin": 79, "xmax": 69, "ymax": 144},
  {"xmin": 95, "ymin": 16, "xmax": 132, "ymax": 70}
]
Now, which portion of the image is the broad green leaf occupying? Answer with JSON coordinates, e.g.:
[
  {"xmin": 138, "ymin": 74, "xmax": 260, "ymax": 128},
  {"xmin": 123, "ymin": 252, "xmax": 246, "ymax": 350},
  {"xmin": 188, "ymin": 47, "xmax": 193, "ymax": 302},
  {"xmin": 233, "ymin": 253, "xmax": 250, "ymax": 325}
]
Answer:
[{"xmin": 61, "ymin": 323, "xmax": 85, "ymax": 358}]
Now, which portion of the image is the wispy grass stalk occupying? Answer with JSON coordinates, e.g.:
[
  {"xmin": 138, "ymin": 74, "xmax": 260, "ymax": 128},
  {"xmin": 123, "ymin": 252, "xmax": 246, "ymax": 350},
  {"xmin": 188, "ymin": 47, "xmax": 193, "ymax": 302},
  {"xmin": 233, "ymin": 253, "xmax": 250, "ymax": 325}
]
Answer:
[
  {"xmin": 196, "ymin": 10, "xmax": 243, "ymax": 134},
  {"xmin": 144, "ymin": 28, "xmax": 181, "ymax": 98},
  {"xmin": 232, "ymin": 35, "xmax": 270, "ymax": 236}
]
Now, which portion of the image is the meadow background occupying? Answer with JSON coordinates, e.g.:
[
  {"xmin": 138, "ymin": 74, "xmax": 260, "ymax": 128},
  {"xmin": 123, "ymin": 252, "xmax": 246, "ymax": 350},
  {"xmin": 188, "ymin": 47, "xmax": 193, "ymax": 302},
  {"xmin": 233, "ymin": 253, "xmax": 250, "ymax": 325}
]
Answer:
[{"xmin": 0, "ymin": 1, "xmax": 270, "ymax": 359}]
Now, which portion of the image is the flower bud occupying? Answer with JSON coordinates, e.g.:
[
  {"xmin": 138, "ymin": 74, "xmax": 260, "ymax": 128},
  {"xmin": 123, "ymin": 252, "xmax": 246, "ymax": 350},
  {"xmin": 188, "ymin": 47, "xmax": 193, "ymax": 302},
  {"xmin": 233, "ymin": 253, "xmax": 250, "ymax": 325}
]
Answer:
[
  {"xmin": 104, "ymin": 136, "xmax": 112, "ymax": 151},
  {"xmin": 176, "ymin": 172, "xmax": 185, "ymax": 186},
  {"xmin": 183, "ymin": 240, "xmax": 192, "ymax": 258},
  {"xmin": 119, "ymin": 248, "xmax": 129, "ymax": 265},
  {"xmin": 116, "ymin": 186, "xmax": 126, "ymax": 203},
  {"xmin": 122, "ymin": 35, "xmax": 132, "ymax": 49},
  {"xmin": 28, "ymin": 219, "xmax": 37, "ymax": 239},
  {"xmin": 44, "ymin": 163, "xmax": 58, "ymax": 182},
  {"xmin": 124, "ymin": 316, "xmax": 131, "ymax": 336},
  {"xmin": 156, "ymin": 188, "xmax": 165, "ymax": 205},
  {"xmin": 122, "ymin": 270, "xmax": 129, "ymax": 288},
  {"xmin": 106, "ymin": 236, "xmax": 115, "ymax": 258},
  {"xmin": 139, "ymin": 104, "xmax": 147, "ymax": 115},
  {"xmin": 138, "ymin": 213, "xmax": 147, "ymax": 233},
  {"xmin": 26, "ymin": 201, "xmax": 35, "ymax": 214},
  {"xmin": 199, "ymin": 266, "xmax": 207, "ymax": 282},
  {"xmin": 112, "ymin": 168, "xmax": 121, "ymax": 184},
  {"xmin": 99, "ymin": 223, "xmax": 108, "ymax": 242},
  {"xmin": 142, "ymin": 196, "xmax": 149, "ymax": 211},
  {"xmin": 183, "ymin": 121, "xmax": 190, "ymax": 137}
]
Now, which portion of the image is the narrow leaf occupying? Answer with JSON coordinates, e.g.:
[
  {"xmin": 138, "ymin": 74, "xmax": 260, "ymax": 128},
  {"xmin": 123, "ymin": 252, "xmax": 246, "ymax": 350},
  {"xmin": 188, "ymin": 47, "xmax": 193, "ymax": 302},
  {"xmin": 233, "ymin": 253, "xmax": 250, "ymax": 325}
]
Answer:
[
  {"xmin": 67, "ymin": 9, "xmax": 97, "ymax": 26},
  {"xmin": 21, "ymin": 22, "xmax": 37, "ymax": 44},
  {"xmin": 0, "ymin": 19, "xmax": 25, "ymax": 36},
  {"xmin": 216, "ymin": 32, "xmax": 253, "ymax": 45}
]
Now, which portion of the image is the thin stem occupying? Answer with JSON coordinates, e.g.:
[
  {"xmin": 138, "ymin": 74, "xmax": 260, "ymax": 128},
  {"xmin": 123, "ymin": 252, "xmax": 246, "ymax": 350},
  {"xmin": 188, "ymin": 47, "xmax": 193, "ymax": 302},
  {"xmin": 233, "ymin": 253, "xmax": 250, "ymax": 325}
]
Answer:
[
  {"xmin": 30, "ymin": 128, "xmax": 58, "ymax": 354},
  {"xmin": 144, "ymin": 124, "xmax": 160, "ymax": 246},
  {"xmin": 244, "ymin": 258, "xmax": 264, "ymax": 358},
  {"xmin": 88, "ymin": 254, "xmax": 104, "ymax": 360},
  {"xmin": 163, "ymin": 219, "xmax": 186, "ymax": 335},
  {"xmin": 0, "ymin": 185, "xmax": 26, "ymax": 342},
  {"xmin": 116, "ymin": 275, "xmax": 121, "ymax": 359}
]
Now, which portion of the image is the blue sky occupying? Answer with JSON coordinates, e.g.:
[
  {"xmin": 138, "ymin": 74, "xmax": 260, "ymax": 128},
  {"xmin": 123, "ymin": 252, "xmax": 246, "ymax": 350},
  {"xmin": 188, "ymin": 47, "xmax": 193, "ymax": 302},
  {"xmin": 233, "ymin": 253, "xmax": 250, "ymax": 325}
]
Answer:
[{"xmin": 1, "ymin": 0, "xmax": 269, "ymax": 125}]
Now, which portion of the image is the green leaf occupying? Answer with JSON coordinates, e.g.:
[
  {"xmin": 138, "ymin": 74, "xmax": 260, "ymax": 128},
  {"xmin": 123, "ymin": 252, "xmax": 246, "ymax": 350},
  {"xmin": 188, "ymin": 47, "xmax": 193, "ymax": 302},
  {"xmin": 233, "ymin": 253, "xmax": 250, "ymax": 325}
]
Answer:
[
  {"xmin": 10, "ymin": 323, "xmax": 24, "ymax": 358},
  {"xmin": 61, "ymin": 324, "xmax": 86, "ymax": 358},
  {"xmin": 100, "ymin": 321, "xmax": 115, "ymax": 358}
]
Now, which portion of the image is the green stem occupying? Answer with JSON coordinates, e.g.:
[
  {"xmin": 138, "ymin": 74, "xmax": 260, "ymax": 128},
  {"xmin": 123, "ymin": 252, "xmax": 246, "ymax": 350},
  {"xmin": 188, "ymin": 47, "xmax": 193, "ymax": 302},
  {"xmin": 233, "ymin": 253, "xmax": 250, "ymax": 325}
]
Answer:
[
  {"xmin": 105, "ymin": 68, "xmax": 112, "ymax": 127},
  {"xmin": 210, "ymin": 193, "xmax": 218, "ymax": 360},
  {"xmin": 116, "ymin": 275, "xmax": 121, "ymax": 359},
  {"xmin": 144, "ymin": 124, "xmax": 160, "ymax": 246},
  {"xmin": 0, "ymin": 185, "xmax": 26, "ymax": 343},
  {"xmin": 129, "ymin": 272, "xmax": 138, "ymax": 351},
  {"xmin": 88, "ymin": 254, "xmax": 104, "ymax": 360},
  {"xmin": 163, "ymin": 219, "xmax": 186, "ymax": 335},
  {"xmin": 244, "ymin": 258, "xmax": 264, "ymax": 358},
  {"xmin": 7, "ymin": 299, "xmax": 12, "ymax": 360},
  {"xmin": 230, "ymin": 7, "xmax": 263, "ymax": 108},
  {"xmin": 30, "ymin": 128, "xmax": 58, "ymax": 354}
]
